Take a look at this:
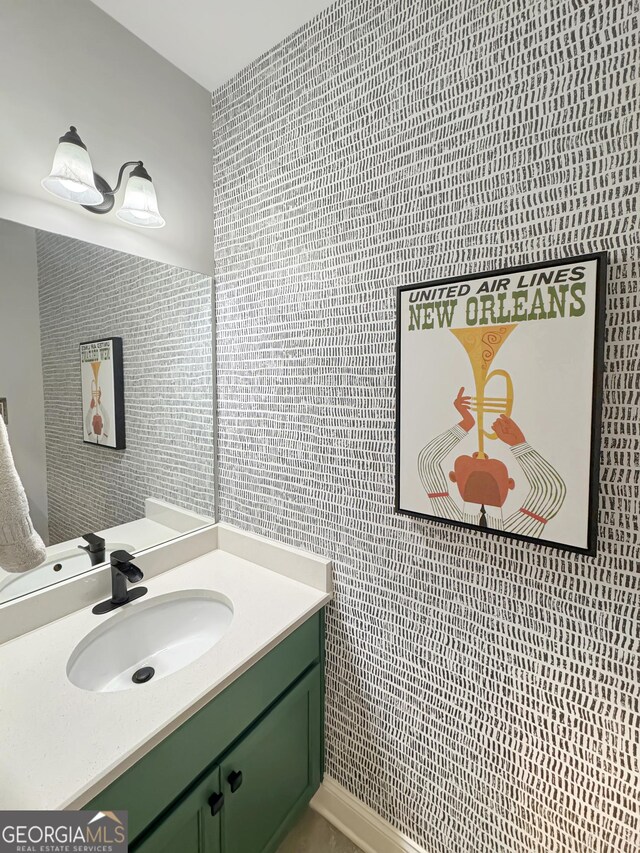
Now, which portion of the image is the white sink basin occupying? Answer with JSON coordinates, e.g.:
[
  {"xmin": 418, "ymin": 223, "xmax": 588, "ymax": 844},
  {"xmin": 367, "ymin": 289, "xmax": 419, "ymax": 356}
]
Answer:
[{"xmin": 67, "ymin": 590, "xmax": 234, "ymax": 692}]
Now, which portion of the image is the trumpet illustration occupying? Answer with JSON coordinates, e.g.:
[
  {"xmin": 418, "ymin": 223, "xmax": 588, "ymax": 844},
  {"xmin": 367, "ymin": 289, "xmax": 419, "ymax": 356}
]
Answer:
[{"xmin": 450, "ymin": 325, "xmax": 515, "ymax": 459}]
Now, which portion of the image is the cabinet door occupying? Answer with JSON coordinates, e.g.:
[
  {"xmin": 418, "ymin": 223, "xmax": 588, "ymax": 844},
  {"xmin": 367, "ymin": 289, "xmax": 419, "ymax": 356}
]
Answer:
[
  {"xmin": 132, "ymin": 764, "xmax": 223, "ymax": 853},
  {"xmin": 220, "ymin": 666, "xmax": 321, "ymax": 853}
]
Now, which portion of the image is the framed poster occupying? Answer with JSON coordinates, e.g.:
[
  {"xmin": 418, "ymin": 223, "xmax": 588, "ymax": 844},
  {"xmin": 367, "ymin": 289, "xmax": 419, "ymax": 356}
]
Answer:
[
  {"xmin": 79, "ymin": 337, "xmax": 126, "ymax": 449},
  {"xmin": 396, "ymin": 253, "xmax": 606, "ymax": 555}
]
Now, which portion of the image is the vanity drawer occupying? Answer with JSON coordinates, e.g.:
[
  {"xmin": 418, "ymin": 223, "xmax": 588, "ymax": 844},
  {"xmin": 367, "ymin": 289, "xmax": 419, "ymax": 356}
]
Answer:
[{"xmin": 85, "ymin": 612, "xmax": 322, "ymax": 842}]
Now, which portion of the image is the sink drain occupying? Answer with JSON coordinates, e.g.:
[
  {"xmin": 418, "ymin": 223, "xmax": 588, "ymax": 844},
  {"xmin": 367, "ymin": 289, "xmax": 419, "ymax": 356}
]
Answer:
[{"xmin": 132, "ymin": 666, "xmax": 155, "ymax": 684}]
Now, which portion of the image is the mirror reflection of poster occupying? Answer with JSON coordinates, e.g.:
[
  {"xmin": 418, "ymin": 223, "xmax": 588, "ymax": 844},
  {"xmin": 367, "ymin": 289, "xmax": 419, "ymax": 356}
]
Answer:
[
  {"xmin": 395, "ymin": 253, "xmax": 606, "ymax": 556},
  {"xmin": 79, "ymin": 337, "xmax": 125, "ymax": 449}
]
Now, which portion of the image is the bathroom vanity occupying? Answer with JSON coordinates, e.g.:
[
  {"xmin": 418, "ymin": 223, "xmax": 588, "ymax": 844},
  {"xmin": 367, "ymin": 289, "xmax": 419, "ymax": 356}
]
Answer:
[
  {"xmin": 0, "ymin": 524, "xmax": 331, "ymax": 853},
  {"xmin": 89, "ymin": 614, "xmax": 323, "ymax": 852}
]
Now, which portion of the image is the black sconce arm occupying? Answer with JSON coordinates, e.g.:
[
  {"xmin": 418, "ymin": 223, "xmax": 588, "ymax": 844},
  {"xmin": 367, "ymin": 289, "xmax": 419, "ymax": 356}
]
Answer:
[
  {"xmin": 82, "ymin": 160, "xmax": 152, "ymax": 215},
  {"xmin": 103, "ymin": 161, "xmax": 143, "ymax": 197}
]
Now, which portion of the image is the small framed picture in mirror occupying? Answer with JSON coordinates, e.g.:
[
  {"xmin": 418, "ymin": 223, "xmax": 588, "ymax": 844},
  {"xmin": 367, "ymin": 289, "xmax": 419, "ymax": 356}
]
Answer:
[
  {"xmin": 79, "ymin": 337, "xmax": 126, "ymax": 449},
  {"xmin": 0, "ymin": 398, "xmax": 7, "ymax": 425}
]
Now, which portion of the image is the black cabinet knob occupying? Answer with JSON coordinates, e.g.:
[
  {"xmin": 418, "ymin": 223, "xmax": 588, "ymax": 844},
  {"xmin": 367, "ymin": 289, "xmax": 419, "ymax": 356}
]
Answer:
[
  {"xmin": 228, "ymin": 770, "xmax": 243, "ymax": 792},
  {"xmin": 208, "ymin": 791, "xmax": 224, "ymax": 816}
]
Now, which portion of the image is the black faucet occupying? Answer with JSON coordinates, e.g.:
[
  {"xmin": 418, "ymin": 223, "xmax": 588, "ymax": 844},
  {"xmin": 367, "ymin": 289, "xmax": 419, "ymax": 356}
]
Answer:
[
  {"xmin": 92, "ymin": 550, "xmax": 147, "ymax": 615},
  {"xmin": 79, "ymin": 533, "xmax": 106, "ymax": 567}
]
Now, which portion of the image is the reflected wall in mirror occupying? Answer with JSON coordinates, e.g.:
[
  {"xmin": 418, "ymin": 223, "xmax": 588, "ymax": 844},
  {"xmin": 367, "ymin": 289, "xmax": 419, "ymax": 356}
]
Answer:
[{"xmin": 0, "ymin": 219, "xmax": 214, "ymax": 603}]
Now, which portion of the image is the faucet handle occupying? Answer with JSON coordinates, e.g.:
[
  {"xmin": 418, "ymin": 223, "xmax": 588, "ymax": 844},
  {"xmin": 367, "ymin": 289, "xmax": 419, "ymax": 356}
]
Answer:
[
  {"xmin": 81, "ymin": 533, "xmax": 106, "ymax": 553},
  {"xmin": 110, "ymin": 550, "xmax": 143, "ymax": 583},
  {"xmin": 110, "ymin": 549, "xmax": 136, "ymax": 566}
]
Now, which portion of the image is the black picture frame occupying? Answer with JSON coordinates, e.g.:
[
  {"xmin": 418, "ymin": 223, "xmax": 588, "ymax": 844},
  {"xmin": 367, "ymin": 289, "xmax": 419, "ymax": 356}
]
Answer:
[
  {"xmin": 79, "ymin": 336, "xmax": 126, "ymax": 450},
  {"xmin": 395, "ymin": 252, "xmax": 607, "ymax": 556}
]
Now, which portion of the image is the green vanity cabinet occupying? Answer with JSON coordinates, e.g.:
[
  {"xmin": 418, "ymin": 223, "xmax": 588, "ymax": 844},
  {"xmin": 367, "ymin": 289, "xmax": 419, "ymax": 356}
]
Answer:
[
  {"xmin": 86, "ymin": 612, "xmax": 324, "ymax": 853},
  {"xmin": 134, "ymin": 765, "xmax": 223, "ymax": 853}
]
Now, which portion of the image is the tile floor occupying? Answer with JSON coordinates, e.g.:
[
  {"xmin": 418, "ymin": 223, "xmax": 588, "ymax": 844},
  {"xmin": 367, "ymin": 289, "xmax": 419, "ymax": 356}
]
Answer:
[{"xmin": 277, "ymin": 808, "xmax": 363, "ymax": 852}]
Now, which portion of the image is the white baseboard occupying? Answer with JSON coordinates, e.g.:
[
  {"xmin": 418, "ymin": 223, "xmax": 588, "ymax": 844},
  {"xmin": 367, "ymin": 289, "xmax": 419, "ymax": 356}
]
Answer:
[{"xmin": 310, "ymin": 776, "xmax": 428, "ymax": 853}]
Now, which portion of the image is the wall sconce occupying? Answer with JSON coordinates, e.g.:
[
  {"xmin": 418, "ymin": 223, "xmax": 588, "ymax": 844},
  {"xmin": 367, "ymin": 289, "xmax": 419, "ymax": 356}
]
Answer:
[{"xmin": 41, "ymin": 127, "xmax": 165, "ymax": 229}]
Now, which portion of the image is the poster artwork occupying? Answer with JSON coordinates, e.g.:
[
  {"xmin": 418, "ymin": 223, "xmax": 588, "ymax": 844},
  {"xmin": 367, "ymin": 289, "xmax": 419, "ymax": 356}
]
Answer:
[
  {"xmin": 396, "ymin": 254, "xmax": 606, "ymax": 555},
  {"xmin": 79, "ymin": 338, "xmax": 125, "ymax": 449}
]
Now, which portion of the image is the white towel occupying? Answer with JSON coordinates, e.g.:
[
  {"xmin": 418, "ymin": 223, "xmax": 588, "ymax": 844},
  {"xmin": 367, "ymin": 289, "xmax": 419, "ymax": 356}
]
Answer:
[{"xmin": 0, "ymin": 418, "xmax": 46, "ymax": 572}]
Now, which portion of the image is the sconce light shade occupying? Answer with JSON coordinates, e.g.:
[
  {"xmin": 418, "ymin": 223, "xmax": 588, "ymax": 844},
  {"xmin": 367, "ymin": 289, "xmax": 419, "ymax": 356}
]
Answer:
[
  {"xmin": 41, "ymin": 127, "xmax": 104, "ymax": 206},
  {"xmin": 116, "ymin": 164, "xmax": 165, "ymax": 229}
]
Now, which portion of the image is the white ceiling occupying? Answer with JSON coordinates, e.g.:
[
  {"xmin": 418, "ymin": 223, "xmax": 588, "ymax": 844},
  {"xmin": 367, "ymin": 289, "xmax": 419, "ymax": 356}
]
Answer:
[{"xmin": 90, "ymin": 0, "xmax": 336, "ymax": 91}]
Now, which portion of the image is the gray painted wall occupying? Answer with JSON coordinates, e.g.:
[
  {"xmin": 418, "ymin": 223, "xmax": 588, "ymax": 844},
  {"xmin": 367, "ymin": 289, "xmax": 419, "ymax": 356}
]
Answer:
[
  {"xmin": 0, "ymin": 0, "xmax": 212, "ymax": 275},
  {"xmin": 213, "ymin": 1, "xmax": 639, "ymax": 851},
  {"xmin": 36, "ymin": 231, "xmax": 214, "ymax": 545}
]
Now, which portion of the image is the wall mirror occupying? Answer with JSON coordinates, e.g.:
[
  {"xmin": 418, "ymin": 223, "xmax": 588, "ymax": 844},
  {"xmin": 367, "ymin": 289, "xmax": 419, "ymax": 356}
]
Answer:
[{"xmin": 0, "ymin": 218, "xmax": 214, "ymax": 603}]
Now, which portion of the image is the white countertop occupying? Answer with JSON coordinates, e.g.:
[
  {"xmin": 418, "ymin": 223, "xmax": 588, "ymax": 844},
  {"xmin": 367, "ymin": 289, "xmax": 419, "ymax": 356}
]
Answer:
[{"xmin": 0, "ymin": 533, "xmax": 331, "ymax": 811}]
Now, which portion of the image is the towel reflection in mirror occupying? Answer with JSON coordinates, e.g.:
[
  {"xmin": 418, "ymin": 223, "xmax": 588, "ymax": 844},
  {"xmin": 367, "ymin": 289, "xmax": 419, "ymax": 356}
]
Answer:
[{"xmin": 0, "ymin": 418, "xmax": 46, "ymax": 573}]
